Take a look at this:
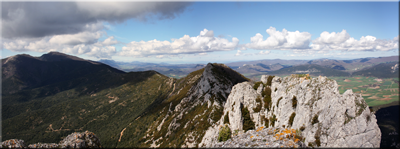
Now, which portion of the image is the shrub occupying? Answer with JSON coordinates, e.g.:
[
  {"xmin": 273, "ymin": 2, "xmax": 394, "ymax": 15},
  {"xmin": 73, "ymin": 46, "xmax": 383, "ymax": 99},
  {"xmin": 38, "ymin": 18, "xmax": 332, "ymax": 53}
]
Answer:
[
  {"xmin": 263, "ymin": 96, "xmax": 271, "ymax": 111},
  {"xmin": 276, "ymin": 97, "xmax": 283, "ymax": 107},
  {"xmin": 253, "ymin": 96, "xmax": 262, "ymax": 113},
  {"xmin": 314, "ymin": 134, "xmax": 321, "ymax": 147},
  {"xmin": 308, "ymin": 142, "xmax": 314, "ymax": 148},
  {"xmin": 262, "ymin": 86, "xmax": 272, "ymax": 97},
  {"xmin": 253, "ymin": 81, "xmax": 263, "ymax": 90},
  {"xmin": 264, "ymin": 116, "xmax": 269, "ymax": 128},
  {"xmin": 270, "ymin": 115, "xmax": 276, "ymax": 127},
  {"xmin": 292, "ymin": 95, "xmax": 297, "ymax": 109},
  {"xmin": 242, "ymin": 106, "xmax": 255, "ymax": 131},
  {"xmin": 224, "ymin": 112, "xmax": 230, "ymax": 124},
  {"xmin": 218, "ymin": 125, "xmax": 232, "ymax": 142},
  {"xmin": 300, "ymin": 126, "xmax": 306, "ymax": 131},
  {"xmin": 266, "ymin": 75, "xmax": 275, "ymax": 86},
  {"xmin": 312, "ymin": 114, "xmax": 319, "ymax": 125},
  {"xmin": 289, "ymin": 112, "xmax": 296, "ymax": 126}
]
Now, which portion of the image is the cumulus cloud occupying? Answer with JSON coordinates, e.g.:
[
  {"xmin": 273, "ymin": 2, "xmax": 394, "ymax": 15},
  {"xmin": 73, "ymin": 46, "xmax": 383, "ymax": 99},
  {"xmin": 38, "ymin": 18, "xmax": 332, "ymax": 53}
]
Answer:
[
  {"xmin": 3, "ymin": 31, "xmax": 118, "ymax": 59},
  {"xmin": 119, "ymin": 29, "xmax": 239, "ymax": 57},
  {"xmin": 245, "ymin": 27, "xmax": 398, "ymax": 53},
  {"xmin": 310, "ymin": 30, "xmax": 398, "ymax": 51},
  {"xmin": 1, "ymin": 2, "xmax": 192, "ymax": 38},
  {"xmin": 235, "ymin": 50, "xmax": 242, "ymax": 56},
  {"xmin": 245, "ymin": 27, "xmax": 312, "ymax": 50}
]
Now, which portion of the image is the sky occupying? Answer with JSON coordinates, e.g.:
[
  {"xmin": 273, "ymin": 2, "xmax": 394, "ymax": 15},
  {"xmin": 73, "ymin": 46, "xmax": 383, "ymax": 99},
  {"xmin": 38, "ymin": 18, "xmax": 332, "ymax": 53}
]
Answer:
[{"xmin": 1, "ymin": 1, "xmax": 399, "ymax": 64}]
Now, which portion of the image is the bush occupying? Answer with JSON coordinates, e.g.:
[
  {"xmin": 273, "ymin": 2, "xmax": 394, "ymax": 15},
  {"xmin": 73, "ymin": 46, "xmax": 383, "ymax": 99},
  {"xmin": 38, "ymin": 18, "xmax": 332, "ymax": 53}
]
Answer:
[
  {"xmin": 312, "ymin": 114, "xmax": 319, "ymax": 125},
  {"xmin": 300, "ymin": 126, "xmax": 306, "ymax": 131},
  {"xmin": 314, "ymin": 134, "xmax": 321, "ymax": 147},
  {"xmin": 263, "ymin": 96, "xmax": 271, "ymax": 111},
  {"xmin": 253, "ymin": 96, "xmax": 262, "ymax": 113},
  {"xmin": 266, "ymin": 76, "xmax": 275, "ymax": 86},
  {"xmin": 270, "ymin": 115, "xmax": 276, "ymax": 127},
  {"xmin": 218, "ymin": 125, "xmax": 232, "ymax": 142},
  {"xmin": 276, "ymin": 97, "xmax": 283, "ymax": 107},
  {"xmin": 308, "ymin": 142, "xmax": 314, "ymax": 148},
  {"xmin": 253, "ymin": 81, "xmax": 263, "ymax": 90},
  {"xmin": 264, "ymin": 117, "xmax": 269, "ymax": 128},
  {"xmin": 292, "ymin": 95, "xmax": 297, "ymax": 109},
  {"xmin": 289, "ymin": 112, "xmax": 296, "ymax": 126},
  {"xmin": 262, "ymin": 86, "xmax": 272, "ymax": 97},
  {"xmin": 242, "ymin": 106, "xmax": 255, "ymax": 131},
  {"xmin": 224, "ymin": 112, "xmax": 230, "ymax": 124}
]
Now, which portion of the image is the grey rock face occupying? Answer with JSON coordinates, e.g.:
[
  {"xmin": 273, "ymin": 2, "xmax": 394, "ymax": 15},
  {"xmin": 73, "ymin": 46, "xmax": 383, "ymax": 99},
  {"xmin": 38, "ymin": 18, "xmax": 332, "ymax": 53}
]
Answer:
[
  {"xmin": 1, "ymin": 139, "xmax": 26, "ymax": 148},
  {"xmin": 203, "ymin": 74, "xmax": 381, "ymax": 148},
  {"xmin": 1, "ymin": 131, "xmax": 101, "ymax": 148}
]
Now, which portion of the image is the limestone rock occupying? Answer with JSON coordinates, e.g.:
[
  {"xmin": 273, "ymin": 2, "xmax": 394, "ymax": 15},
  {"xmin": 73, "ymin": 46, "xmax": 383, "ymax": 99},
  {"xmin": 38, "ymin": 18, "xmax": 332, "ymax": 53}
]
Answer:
[
  {"xmin": 204, "ymin": 74, "xmax": 381, "ymax": 148},
  {"xmin": 0, "ymin": 131, "xmax": 101, "ymax": 148},
  {"xmin": 1, "ymin": 139, "xmax": 26, "ymax": 148}
]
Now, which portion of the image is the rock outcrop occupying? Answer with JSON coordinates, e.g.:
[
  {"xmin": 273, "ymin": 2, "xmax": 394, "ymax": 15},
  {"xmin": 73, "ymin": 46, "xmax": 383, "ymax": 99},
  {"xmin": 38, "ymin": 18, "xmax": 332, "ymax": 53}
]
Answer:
[
  {"xmin": 142, "ymin": 63, "xmax": 248, "ymax": 147},
  {"xmin": 1, "ymin": 131, "xmax": 101, "ymax": 148},
  {"xmin": 201, "ymin": 74, "xmax": 381, "ymax": 147}
]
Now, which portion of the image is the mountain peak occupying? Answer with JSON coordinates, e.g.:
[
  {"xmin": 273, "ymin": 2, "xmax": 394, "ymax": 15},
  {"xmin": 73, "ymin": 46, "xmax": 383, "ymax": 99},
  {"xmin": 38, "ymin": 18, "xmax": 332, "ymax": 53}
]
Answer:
[{"xmin": 39, "ymin": 52, "xmax": 99, "ymax": 64}]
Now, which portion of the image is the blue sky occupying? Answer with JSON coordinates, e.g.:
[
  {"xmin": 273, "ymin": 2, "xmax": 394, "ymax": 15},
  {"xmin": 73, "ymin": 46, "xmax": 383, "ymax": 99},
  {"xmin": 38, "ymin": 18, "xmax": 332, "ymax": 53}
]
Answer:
[{"xmin": 2, "ymin": 2, "xmax": 399, "ymax": 64}]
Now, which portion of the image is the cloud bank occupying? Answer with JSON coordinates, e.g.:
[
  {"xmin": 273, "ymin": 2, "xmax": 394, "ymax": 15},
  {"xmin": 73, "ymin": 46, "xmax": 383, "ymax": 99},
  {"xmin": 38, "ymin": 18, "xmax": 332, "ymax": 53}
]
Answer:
[{"xmin": 119, "ymin": 29, "xmax": 239, "ymax": 57}]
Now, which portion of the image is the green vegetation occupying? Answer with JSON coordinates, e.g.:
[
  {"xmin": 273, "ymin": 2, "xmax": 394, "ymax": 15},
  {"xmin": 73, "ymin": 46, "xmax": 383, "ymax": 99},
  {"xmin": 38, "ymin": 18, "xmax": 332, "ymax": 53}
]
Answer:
[
  {"xmin": 218, "ymin": 125, "xmax": 232, "ymax": 142},
  {"xmin": 314, "ymin": 134, "xmax": 321, "ymax": 147},
  {"xmin": 312, "ymin": 114, "xmax": 319, "ymax": 125},
  {"xmin": 262, "ymin": 86, "xmax": 271, "ymax": 97},
  {"xmin": 289, "ymin": 112, "xmax": 296, "ymax": 126},
  {"xmin": 292, "ymin": 95, "xmax": 298, "ymax": 109},
  {"xmin": 331, "ymin": 76, "xmax": 399, "ymax": 107},
  {"xmin": 253, "ymin": 96, "xmax": 262, "ymax": 112},
  {"xmin": 241, "ymin": 106, "xmax": 255, "ymax": 132},
  {"xmin": 263, "ymin": 86, "xmax": 273, "ymax": 111},
  {"xmin": 264, "ymin": 116, "xmax": 269, "ymax": 128},
  {"xmin": 224, "ymin": 112, "xmax": 230, "ymax": 124},
  {"xmin": 266, "ymin": 75, "xmax": 275, "ymax": 86},
  {"xmin": 270, "ymin": 115, "xmax": 277, "ymax": 127},
  {"xmin": 253, "ymin": 81, "xmax": 263, "ymax": 90},
  {"xmin": 300, "ymin": 126, "xmax": 306, "ymax": 131},
  {"xmin": 276, "ymin": 97, "xmax": 283, "ymax": 107}
]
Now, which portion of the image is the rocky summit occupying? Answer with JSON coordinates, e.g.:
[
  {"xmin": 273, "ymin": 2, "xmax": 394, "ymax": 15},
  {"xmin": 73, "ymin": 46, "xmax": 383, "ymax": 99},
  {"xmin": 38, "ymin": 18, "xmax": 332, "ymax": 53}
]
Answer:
[{"xmin": 201, "ymin": 74, "xmax": 381, "ymax": 148}]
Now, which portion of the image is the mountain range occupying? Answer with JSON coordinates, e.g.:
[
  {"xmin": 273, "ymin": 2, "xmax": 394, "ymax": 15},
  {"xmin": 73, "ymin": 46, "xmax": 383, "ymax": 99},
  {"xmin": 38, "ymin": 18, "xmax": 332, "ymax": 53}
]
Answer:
[
  {"xmin": 1, "ymin": 52, "xmax": 398, "ymax": 148},
  {"xmin": 99, "ymin": 56, "xmax": 399, "ymax": 79}
]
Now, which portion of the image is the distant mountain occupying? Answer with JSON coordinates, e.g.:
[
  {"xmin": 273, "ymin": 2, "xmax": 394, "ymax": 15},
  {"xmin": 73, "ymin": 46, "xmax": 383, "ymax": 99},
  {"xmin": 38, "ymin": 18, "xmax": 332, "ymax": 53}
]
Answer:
[
  {"xmin": 2, "ymin": 52, "xmax": 123, "ymax": 94},
  {"xmin": 267, "ymin": 64, "xmax": 351, "ymax": 77},
  {"xmin": 352, "ymin": 61, "xmax": 399, "ymax": 78}
]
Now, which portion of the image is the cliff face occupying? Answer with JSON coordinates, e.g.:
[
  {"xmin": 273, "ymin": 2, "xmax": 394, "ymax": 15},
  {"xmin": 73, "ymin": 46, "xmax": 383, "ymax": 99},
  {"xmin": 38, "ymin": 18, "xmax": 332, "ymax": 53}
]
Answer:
[
  {"xmin": 201, "ymin": 74, "xmax": 381, "ymax": 147},
  {"xmin": 139, "ymin": 63, "xmax": 248, "ymax": 147}
]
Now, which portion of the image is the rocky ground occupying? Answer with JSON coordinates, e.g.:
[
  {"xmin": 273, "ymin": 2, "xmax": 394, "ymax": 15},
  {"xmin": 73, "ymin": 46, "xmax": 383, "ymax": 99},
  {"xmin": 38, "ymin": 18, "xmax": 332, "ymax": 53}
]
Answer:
[
  {"xmin": 213, "ymin": 127, "xmax": 308, "ymax": 148},
  {"xmin": 1, "ymin": 131, "xmax": 101, "ymax": 148}
]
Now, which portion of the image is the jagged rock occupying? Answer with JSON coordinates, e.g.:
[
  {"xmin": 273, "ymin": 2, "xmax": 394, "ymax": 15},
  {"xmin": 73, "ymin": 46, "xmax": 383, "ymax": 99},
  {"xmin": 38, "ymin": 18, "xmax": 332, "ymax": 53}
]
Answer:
[
  {"xmin": 0, "ymin": 131, "xmax": 101, "ymax": 148},
  {"xmin": 59, "ymin": 131, "xmax": 101, "ymax": 148},
  {"xmin": 1, "ymin": 139, "xmax": 26, "ymax": 148},
  {"xmin": 203, "ymin": 74, "xmax": 381, "ymax": 148},
  {"xmin": 213, "ymin": 127, "xmax": 308, "ymax": 148}
]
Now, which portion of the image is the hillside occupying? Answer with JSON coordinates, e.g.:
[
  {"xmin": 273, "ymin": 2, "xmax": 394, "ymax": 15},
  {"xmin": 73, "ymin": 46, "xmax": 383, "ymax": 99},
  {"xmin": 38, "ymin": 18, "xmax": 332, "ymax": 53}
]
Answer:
[
  {"xmin": 352, "ymin": 61, "xmax": 399, "ymax": 78},
  {"xmin": 267, "ymin": 64, "xmax": 351, "ymax": 77},
  {"xmin": 2, "ymin": 52, "xmax": 175, "ymax": 147},
  {"xmin": 116, "ymin": 63, "xmax": 249, "ymax": 147}
]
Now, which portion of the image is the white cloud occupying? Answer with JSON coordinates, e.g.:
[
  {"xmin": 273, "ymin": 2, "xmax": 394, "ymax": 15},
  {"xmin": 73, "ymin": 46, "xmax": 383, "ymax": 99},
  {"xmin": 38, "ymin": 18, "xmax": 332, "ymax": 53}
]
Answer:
[
  {"xmin": 310, "ymin": 30, "xmax": 398, "ymax": 51},
  {"xmin": 2, "ymin": 31, "xmax": 118, "ymax": 59},
  {"xmin": 258, "ymin": 50, "xmax": 270, "ymax": 55},
  {"xmin": 119, "ymin": 29, "xmax": 239, "ymax": 57},
  {"xmin": 235, "ymin": 50, "xmax": 242, "ymax": 56},
  {"xmin": 245, "ymin": 26, "xmax": 312, "ymax": 50}
]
